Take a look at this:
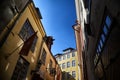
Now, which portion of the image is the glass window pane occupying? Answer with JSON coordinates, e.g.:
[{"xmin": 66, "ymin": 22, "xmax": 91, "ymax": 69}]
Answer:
[
  {"xmin": 63, "ymin": 55, "xmax": 66, "ymax": 60},
  {"xmin": 19, "ymin": 19, "xmax": 34, "ymax": 41},
  {"xmin": 72, "ymin": 71, "xmax": 76, "ymax": 78},
  {"xmin": 11, "ymin": 57, "xmax": 29, "ymax": 80},
  {"xmin": 97, "ymin": 49, "xmax": 99, "ymax": 53},
  {"xmin": 101, "ymin": 34, "xmax": 105, "ymax": 42},
  {"xmin": 100, "ymin": 39, "xmax": 103, "ymax": 48},
  {"xmin": 19, "ymin": 20, "xmax": 37, "ymax": 53},
  {"xmin": 31, "ymin": 36, "xmax": 38, "ymax": 52},
  {"xmin": 98, "ymin": 45, "xmax": 101, "ymax": 53},
  {"xmin": 41, "ymin": 49, "xmax": 47, "ymax": 64},
  {"xmin": 59, "ymin": 56, "xmax": 62, "ymax": 61},
  {"xmin": 67, "ymin": 53, "xmax": 70, "ymax": 59},
  {"xmin": 106, "ymin": 16, "xmax": 111, "ymax": 28},
  {"xmin": 72, "ymin": 60, "xmax": 75, "ymax": 67},
  {"xmin": 103, "ymin": 25, "xmax": 108, "ymax": 35},
  {"xmin": 67, "ymin": 72, "xmax": 70, "ymax": 79},
  {"xmin": 72, "ymin": 52, "xmax": 75, "ymax": 57},
  {"xmin": 67, "ymin": 62, "xmax": 70, "ymax": 68},
  {"xmin": 62, "ymin": 63, "xmax": 65, "ymax": 69}
]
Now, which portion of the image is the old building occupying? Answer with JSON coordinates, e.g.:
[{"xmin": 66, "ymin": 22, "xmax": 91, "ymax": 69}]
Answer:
[
  {"xmin": 55, "ymin": 62, "xmax": 62, "ymax": 80},
  {"xmin": 83, "ymin": 0, "xmax": 120, "ymax": 80},
  {"xmin": 0, "ymin": 0, "xmax": 61, "ymax": 80},
  {"xmin": 73, "ymin": 0, "xmax": 88, "ymax": 80},
  {"xmin": 55, "ymin": 48, "xmax": 80, "ymax": 80},
  {"xmin": 74, "ymin": 0, "xmax": 120, "ymax": 80}
]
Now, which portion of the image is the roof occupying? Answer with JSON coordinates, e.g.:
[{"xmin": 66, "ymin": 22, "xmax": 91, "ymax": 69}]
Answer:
[
  {"xmin": 54, "ymin": 53, "xmax": 62, "ymax": 57},
  {"xmin": 63, "ymin": 47, "xmax": 75, "ymax": 52}
]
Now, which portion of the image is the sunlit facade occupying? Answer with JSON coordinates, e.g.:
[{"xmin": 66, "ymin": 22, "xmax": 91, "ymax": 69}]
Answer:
[
  {"xmin": 55, "ymin": 48, "xmax": 79, "ymax": 80},
  {"xmin": 0, "ymin": 0, "xmax": 61, "ymax": 80}
]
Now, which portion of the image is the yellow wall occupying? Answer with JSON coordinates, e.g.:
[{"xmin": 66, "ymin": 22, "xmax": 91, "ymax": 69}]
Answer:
[
  {"xmin": 0, "ymin": 3, "xmax": 42, "ymax": 80},
  {"xmin": 56, "ymin": 50, "xmax": 79, "ymax": 80},
  {"xmin": 40, "ymin": 43, "xmax": 57, "ymax": 80},
  {"xmin": 0, "ymin": 2, "xmax": 58, "ymax": 80}
]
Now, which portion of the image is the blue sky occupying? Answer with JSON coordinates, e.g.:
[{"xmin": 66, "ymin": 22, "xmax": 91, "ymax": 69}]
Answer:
[{"xmin": 33, "ymin": 0, "xmax": 77, "ymax": 55}]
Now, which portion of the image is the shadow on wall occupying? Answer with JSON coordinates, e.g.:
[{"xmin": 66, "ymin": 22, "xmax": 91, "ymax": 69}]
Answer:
[{"xmin": 62, "ymin": 71, "xmax": 75, "ymax": 80}]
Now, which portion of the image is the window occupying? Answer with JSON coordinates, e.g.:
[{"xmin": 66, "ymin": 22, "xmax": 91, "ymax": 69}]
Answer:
[
  {"xmin": 62, "ymin": 63, "xmax": 65, "ymax": 69},
  {"xmin": 103, "ymin": 25, "xmax": 108, "ymax": 35},
  {"xmin": 59, "ymin": 56, "xmax": 62, "ymax": 61},
  {"xmin": 95, "ymin": 15, "xmax": 112, "ymax": 60},
  {"xmin": 67, "ymin": 53, "xmax": 70, "ymax": 59},
  {"xmin": 19, "ymin": 20, "xmax": 34, "ymax": 41},
  {"xmin": 102, "ymin": 16, "xmax": 112, "ymax": 36},
  {"xmin": 99, "ymin": 39, "xmax": 103, "ymax": 48},
  {"xmin": 67, "ymin": 62, "xmax": 70, "ymax": 68},
  {"xmin": 96, "ymin": 15, "xmax": 112, "ymax": 55},
  {"xmin": 62, "ymin": 72, "xmax": 66, "ymax": 80},
  {"xmin": 67, "ymin": 72, "xmax": 70, "ymax": 79},
  {"xmin": 63, "ymin": 55, "xmax": 66, "ymax": 60},
  {"xmin": 59, "ymin": 64, "xmax": 61, "ymax": 68},
  {"xmin": 41, "ymin": 49, "xmax": 47, "ymax": 64},
  {"xmin": 101, "ymin": 34, "xmax": 105, "ymax": 42},
  {"xmin": 98, "ymin": 44, "xmax": 101, "ymax": 53},
  {"xmin": 31, "ymin": 36, "xmax": 38, "ymax": 52},
  {"xmin": 72, "ymin": 52, "xmax": 75, "ymax": 57},
  {"xmin": 97, "ymin": 49, "xmax": 99, "ymax": 53},
  {"xmin": 11, "ymin": 56, "xmax": 29, "ymax": 80},
  {"xmin": 19, "ymin": 19, "xmax": 37, "ymax": 52},
  {"xmin": 72, "ymin": 60, "xmax": 75, "ymax": 67},
  {"xmin": 72, "ymin": 71, "xmax": 76, "ymax": 78},
  {"xmin": 94, "ymin": 54, "xmax": 99, "ymax": 66},
  {"xmin": 49, "ymin": 60, "xmax": 52, "ymax": 69},
  {"xmin": 14, "ymin": 0, "xmax": 29, "ymax": 12},
  {"xmin": 105, "ymin": 16, "xmax": 111, "ymax": 28},
  {"xmin": 49, "ymin": 60, "xmax": 53, "ymax": 74}
]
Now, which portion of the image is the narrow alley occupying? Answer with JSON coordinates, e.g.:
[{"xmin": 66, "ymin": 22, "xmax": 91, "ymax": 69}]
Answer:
[{"xmin": 0, "ymin": 0, "xmax": 120, "ymax": 80}]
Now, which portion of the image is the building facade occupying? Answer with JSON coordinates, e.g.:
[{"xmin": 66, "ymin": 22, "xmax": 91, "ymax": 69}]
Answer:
[
  {"xmin": 73, "ymin": 0, "xmax": 88, "ymax": 80},
  {"xmin": 55, "ymin": 63, "xmax": 62, "ymax": 80},
  {"xmin": 84, "ymin": 0, "xmax": 120, "ymax": 80},
  {"xmin": 0, "ymin": 0, "xmax": 61, "ymax": 80},
  {"xmin": 55, "ymin": 48, "xmax": 79, "ymax": 80},
  {"xmin": 74, "ymin": 0, "xmax": 120, "ymax": 80}
]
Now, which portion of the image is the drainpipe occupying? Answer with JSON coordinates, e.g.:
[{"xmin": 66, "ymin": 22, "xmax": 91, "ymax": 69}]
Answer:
[{"xmin": 72, "ymin": 20, "xmax": 84, "ymax": 80}]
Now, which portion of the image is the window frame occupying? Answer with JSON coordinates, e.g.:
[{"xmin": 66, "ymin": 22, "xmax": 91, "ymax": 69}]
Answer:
[
  {"xmin": 11, "ymin": 56, "xmax": 29, "ymax": 80},
  {"xmin": 67, "ymin": 72, "xmax": 70, "ymax": 79},
  {"xmin": 67, "ymin": 53, "xmax": 70, "ymax": 59},
  {"xmin": 72, "ymin": 60, "xmax": 76, "ymax": 67},
  {"xmin": 96, "ymin": 13, "xmax": 112, "ymax": 56},
  {"xmin": 19, "ymin": 19, "xmax": 37, "ymax": 53},
  {"xmin": 59, "ymin": 56, "xmax": 62, "ymax": 61},
  {"xmin": 41, "ymin": 49, "xmax": 47, "ymax": 65},
  {"xmin": 72, "ymin": 71, "xmax": 76, "ymax": 78},
  {"xmin": 63, "ymin": 55, "xmax": 66, "ymax": 60},
  {"xmin": 94, "ymin": 9, "xmax": 113, "ymax": 69},
  {"xmin": 67, "ymin": 61, "xmax": 70, "ymax": 68},
  {"xmin": 62, "ymin": 63, "xmax": 65, "ymax": 69},
  {"xmin": 72, "ymin": 52, "xmax": 75, "ymax": 57}
]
